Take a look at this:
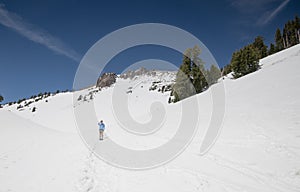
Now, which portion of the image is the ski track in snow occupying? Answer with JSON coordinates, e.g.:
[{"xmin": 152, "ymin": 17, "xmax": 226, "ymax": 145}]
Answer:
[
  {"xmin": 76, "ymin": 147, "xmax": 98, "ymax": 192},
  {"xmin": 76, "ymin": 143, "xmax": 119, "ymax": 192},
  {"xmin": 206, "ymin": 153, "xmax": 300, "ymax": 192}
]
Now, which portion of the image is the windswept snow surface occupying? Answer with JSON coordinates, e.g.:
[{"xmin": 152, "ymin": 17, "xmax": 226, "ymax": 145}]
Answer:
[{"xmin": 1, "ymin": 45, "xmax": 300, "ymax": 191}]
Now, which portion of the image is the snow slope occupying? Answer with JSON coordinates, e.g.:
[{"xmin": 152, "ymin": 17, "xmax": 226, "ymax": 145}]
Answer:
[{"xmin": 1, "ymin": 45, "xmax": 300, "ymax": 191}]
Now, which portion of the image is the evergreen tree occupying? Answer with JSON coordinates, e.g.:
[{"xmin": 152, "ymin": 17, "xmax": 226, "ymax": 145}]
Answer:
[
  {"xmin": 246, "ymin": 45, "xmax": 260, "ymax": 73},
  {"xmin": 173, "ymin": 70, "xmax": 195, "ymax": 102},
  {"xmin": 283, "ymin": 21, "xmax": 297, "ymax": 48},
  {"xmin": 191, "ymin": 63, "xmax": 202, "ymax": 93},
  {"xmin": 191, "ymin": 62, "xmax": 207, "ymax": 93},
  {"xmin": 0, "ymin": 95, "xmax": 3, "ymax": 102},
  {"xmin": 252, "ymin": 36, "xmax": 268, "ymax": 59},
  {"xmin": 289, "ymin": 20, "xmax": 298, "ymax": 46},
  {"xmin": 280, "ymin": 17, "xmax": 300, "ymax": 49},
  {"xmin": 173, "ymin": 45, "xmax": 207, "ymax": 102},
  {"xmin": 172, "ymin": 45, "xmax": 223, "ymax": 102},
  {"xmin": 221, "ymin": 64, "xmax": 232, "ymax": 76},
  {"xmin": 207, "ymin": 65, "xmax": 221, "ymax": 85},
  {"xmin": 173, "ymin": 48, "xmax": 194, "ymax": 102},
  {"xmin": 275, "ymin": 28, "xmax": 284, "ymax": 51},
  {"xmin": 231, "ymin": 51, "xmax": 243, "ymax": 78},
  {"xmin": 295, "ymin": 15, "xmax": 300, "ymax": 29},
  {"xmin": 191, "ymin": 45, "xmax": 202, "ymax": 66},
  {"xmin": 283, "ymin": 23, "xmax": 289, "ymax": 48},
  {"xmin": 231, "ymin": 45, "xmax": 259, "ymax": 79},
  {"xmin": 268, "ymin": 43, "xmax": 276, "ymax": 55},
  {"xmin": 294, "ymin": 15, "xmax": 300, "ymax": 44},
  {"xmin": 181, "ymin": 48, "xmax": 192, "ymax": 76},
  {"xmin": 190, "ymin": 45, "xmax": 207, "ymax": 93}
]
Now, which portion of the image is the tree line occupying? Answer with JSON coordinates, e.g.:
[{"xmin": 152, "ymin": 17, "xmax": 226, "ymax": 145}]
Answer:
[
  {"xmin": 223, "ymin": 15, "xmax": 300, "ymax": 78},
  {"xmin": 0, "ymin": 89, "xmax": 70, "ymax": 107},
  {"xmin": 170, "ymin": 16, "xmax": 300, "ymax": 103}
]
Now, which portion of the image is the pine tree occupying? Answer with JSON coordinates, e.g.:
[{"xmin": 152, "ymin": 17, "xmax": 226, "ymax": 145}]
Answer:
[
  {"xmin": 221, "ymin": 64, "xmax": 232, "ymax": 76},
  {"xmin": 173, "ymin": 48, "xmax": 194, "ymax": 102},
  {"xmin": 0, "ymin": 95, "xmax": 3, "ymax": 102},
  {"xmin": 283, "ymin": 24, "xmax": 288, "ymax": 48},
  {"xmin": 207, "ymin": 65, "xmax": 221, "ymax": 85},
  {"xmin": 173, "ymin": 70, "xmax": 195, "ymax": 102},
  {"xmin": 275, "ymin": 28, "xmax": 284, "ymax": 51},
  {"xmin": 268, "ymin": 43, "xmax": 276, "ymax": 55},
  {"xmin": 295, "ymin": 15, "xmax": 300, "ymax": 30},
  {"xmin": 199, "ymin": 64, "xmax": 208, "ymax": 91},
  {"xmin": 252, "ymin": 36, "xmax": 268, "ymax": 59},
  {"xmin": 191, "ymin": 63, "xmax": 202, "ymax": 93},
  {"xmin": 231, "ymin": 45, "xmax": 259, "ymax": 79},
  {"xmin": 294, "ymin": 15, "xmax": 300, "ymax": 44},
  {"xmin": 181, "ymin": 48, "xmax": 192, "ymax": 76},
  {"xmin": 246, "ymin": 45, "xmax": 260, "ymax": 73},
  {"xmin": 289, "ymin": 20, "xmax": 298, "ymax": 46},
  {"xmin": 231, "ymin": 51, "xmax": 243, "ymax": 78},
  {"xmin": 173, "ymin": 45, "xmax": 207, "ymax": 102},
  {"xmin": 190, "ymin": 45, "xmax": 207, "ymax": 93},
  {"xmin": 191, "ymin": 62, "xmax": 207, "ymax": 93},
  {"xmin": 283, "ymin": 21, "xmax": 297, "ymax": 48}
]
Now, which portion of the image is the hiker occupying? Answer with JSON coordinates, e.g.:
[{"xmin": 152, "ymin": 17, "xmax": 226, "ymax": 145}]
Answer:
[{"xmin": 98, "ymin": 120, "xmax": 105, "ymax": 140}]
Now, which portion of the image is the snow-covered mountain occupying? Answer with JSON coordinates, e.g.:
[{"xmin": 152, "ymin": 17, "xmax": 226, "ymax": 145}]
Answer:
[{"xmin": 1, "ymin": 45, "xmax": 300, "ymax": 192}]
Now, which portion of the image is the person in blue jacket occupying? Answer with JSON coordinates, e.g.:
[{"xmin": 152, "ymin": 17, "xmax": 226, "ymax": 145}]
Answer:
[{"xmin": 98, "ymin": 120, "xmax": 105, "ymax": 140}]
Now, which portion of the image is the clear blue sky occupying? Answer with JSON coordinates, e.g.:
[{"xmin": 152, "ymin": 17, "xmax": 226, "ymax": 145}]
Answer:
[{"xmin": 0, "ymin": 0, "xmax": 299, "ymax": 103}]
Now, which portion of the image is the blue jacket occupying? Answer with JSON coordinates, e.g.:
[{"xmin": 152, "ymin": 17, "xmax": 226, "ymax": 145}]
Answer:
[{"xmin": 98, "ymin": 122, "xmax": 105, "ymax": 130}]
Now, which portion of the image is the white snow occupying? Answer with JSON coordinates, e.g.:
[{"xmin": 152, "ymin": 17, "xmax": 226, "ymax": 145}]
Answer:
[{"xmin": 1, "ymin": 45, "xmax": 300, "ymax": 191}]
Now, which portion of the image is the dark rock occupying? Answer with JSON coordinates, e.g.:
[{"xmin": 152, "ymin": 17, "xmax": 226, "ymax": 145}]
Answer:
[{"xmin": 96, "ymin": 73, "xmax": 117, "ymax": 88}]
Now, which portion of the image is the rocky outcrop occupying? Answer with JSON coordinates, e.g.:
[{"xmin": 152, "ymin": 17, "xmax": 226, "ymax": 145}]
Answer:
[
  {"xmin": 120, "ymin": 67, "xmax": 156, "ymax": 79},
  {"xmin": 96, "ymin": 73, "xmax": 117, "ymax": 88}
]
